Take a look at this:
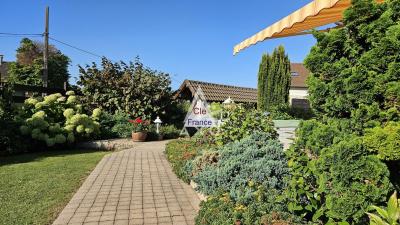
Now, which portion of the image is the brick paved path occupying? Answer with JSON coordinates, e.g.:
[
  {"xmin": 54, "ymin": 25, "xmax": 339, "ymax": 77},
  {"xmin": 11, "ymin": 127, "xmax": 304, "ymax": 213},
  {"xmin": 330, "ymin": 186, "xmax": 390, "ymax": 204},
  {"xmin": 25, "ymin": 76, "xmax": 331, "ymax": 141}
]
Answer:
[{"xmin": 53, "ymin": 141, "xmax": 201, "ymax": 225}]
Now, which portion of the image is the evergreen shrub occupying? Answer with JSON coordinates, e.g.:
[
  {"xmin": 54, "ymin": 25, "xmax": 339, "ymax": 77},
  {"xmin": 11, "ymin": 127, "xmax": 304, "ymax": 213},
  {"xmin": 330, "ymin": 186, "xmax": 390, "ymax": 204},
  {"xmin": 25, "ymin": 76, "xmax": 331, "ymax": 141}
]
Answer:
[
  {"xmin": 193, "ymin": 132, "xmax": 288, "ymax": 202},
  {"xmin": 286, "ymin": 120, "xmax": 393, "ymax": 224},
  {"xmin": 213, "ymin": 105, "xmax": 277, "ymax": 146},
  {"xmin": 364, "ymin": 122, "xmax": 400, "ymax": 161}
]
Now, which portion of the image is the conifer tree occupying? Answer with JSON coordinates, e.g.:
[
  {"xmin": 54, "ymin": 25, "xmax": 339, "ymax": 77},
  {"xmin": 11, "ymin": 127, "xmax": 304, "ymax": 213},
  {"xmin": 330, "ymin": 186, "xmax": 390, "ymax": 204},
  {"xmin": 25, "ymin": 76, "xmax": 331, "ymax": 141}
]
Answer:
[{"xmin": 257, "ymin": 46, "xmax": 291, "ymax": 111}]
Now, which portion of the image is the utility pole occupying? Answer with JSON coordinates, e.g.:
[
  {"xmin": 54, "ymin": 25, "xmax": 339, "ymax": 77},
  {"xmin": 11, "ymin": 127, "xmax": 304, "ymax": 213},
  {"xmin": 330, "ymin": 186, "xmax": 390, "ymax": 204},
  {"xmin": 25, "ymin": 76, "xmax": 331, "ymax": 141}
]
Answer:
[{"xmin": 43, "ymin": 6, "xmax": 49, "ymax": 88}]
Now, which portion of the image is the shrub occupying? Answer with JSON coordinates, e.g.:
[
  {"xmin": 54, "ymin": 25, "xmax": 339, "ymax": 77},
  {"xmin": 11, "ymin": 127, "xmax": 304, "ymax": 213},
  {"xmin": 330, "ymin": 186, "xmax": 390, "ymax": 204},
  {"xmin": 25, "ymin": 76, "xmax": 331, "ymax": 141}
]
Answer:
[
  {"xmin": 19, "ymin": 92, "xmax": 100, "ymax": 147},
  {"xmin": 286, "ymin": 120, "xmax": 393, "ymax": 224},
  {"xmin": 78, "ymin": 57, "xmax": 173, "ymax": 121},
  {"xmin": 109, "ymin": 112, "xmax": 134, "ymax": 138},
  {"xmin": 0, "ymin": 84, "xmax": 28, "ymax": 154},
  {"xmin": 165, "ymin": 138, "xmax": 207, "ymax": 183},
  {"xmin": 213, "ymin": 105, "xmax": 277, "ymax": 146},
  {"xmin": 269, "ymin": 104, "xmax": 315, "ymax": 120},
  {"xmin": 195, "ymin": 194, "xmax": 237, "ymax": 225},
  {"xmin": 269, "ymin": 104, "xmax": 293, "ymax": 120},
  {"xmin": 364, "ymin": 122, "xmax": 400, "ymax": 161},
  {"xmin": 193, "ymin": 132, "xmax": 288, "ymax": 203},
  {"xmin": 196, "ymin": 188, "xmax": 303, "ymax": 225},
  {"xmin": 304, "ymin": 0, "xmax": 400, "ymax": 123},
  {"xmin": 160, "ymin": 125, "xmax": 181, "ymax": 139}
]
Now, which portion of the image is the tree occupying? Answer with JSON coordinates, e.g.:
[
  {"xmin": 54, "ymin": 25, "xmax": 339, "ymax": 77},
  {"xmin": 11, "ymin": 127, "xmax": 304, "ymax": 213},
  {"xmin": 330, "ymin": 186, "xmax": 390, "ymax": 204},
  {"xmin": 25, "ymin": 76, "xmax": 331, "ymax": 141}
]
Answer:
[
  {"xmin": 304, "ymin": 0, "xmax": 400, "ymax": 124},
  {"xmin": 78, "ymin": 57, "xmax": 173, "ymax": 121},
  {"xmin": 285, "ymin": 0, "xmax": 400, "ymax": 223},
  {"xmin": 257, "ymin": 46, "xmax": 291, "ymax": 111},
  {"xmin": 257, "ymin": 54, "xmax": 268, "ymax": 110},
  {"xmin": 7, "ymin": 38, "xmax": 70, "ymax": 88}
]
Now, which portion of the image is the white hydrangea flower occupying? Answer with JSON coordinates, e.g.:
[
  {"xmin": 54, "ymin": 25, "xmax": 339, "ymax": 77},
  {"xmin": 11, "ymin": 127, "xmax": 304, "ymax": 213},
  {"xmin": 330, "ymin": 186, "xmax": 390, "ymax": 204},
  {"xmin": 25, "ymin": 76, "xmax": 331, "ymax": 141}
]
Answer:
[
  {"xmin": 67, "ymin": 95, "xmax": 77, "ymax": 104},
  {"xmin": 25, "ymin": 98, "xmax": 38, "ymax": 106},
  {"xmin": 66, "ymin": 91, "xmax": 75, "ymax": 96},
  {"xmin": 63, "ymin": 108, "xmax": 75, "ymax": 119}
]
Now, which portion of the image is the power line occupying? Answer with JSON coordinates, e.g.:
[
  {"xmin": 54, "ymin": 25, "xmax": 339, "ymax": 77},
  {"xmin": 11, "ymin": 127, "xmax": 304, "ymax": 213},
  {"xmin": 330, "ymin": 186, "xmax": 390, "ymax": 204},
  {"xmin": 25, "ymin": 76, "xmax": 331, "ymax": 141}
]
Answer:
[
  {"xmin": 0, "ymin": 32, "xmax": 42, "ymax": 36},
  {"xmin": 49, "ymin": 36, "xmax": 104, "ymax": 59}
]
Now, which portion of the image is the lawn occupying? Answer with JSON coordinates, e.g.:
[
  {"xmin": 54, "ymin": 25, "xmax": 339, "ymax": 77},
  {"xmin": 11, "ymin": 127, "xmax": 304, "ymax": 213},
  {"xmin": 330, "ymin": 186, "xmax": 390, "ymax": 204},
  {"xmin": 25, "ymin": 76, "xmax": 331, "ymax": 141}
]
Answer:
[{"xmin": 0, "ymin": 149, "xmax": 108, "ymax": 225}]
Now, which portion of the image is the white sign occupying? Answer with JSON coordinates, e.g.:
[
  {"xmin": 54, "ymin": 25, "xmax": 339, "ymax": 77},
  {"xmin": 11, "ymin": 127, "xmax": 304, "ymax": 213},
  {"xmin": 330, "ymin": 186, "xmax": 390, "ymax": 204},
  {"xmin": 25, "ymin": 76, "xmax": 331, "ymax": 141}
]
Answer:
[{"xmin": 184, "ymin": 87, "xmax": 217, "ymax": 128}]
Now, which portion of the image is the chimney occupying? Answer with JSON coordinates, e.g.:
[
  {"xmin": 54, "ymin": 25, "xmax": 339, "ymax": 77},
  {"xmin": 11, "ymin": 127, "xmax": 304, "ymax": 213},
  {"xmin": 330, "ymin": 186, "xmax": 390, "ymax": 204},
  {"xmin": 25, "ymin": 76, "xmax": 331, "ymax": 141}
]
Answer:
[{"xmin": 0, "ymin": 55, "xmax": 3, "ymax": 66}]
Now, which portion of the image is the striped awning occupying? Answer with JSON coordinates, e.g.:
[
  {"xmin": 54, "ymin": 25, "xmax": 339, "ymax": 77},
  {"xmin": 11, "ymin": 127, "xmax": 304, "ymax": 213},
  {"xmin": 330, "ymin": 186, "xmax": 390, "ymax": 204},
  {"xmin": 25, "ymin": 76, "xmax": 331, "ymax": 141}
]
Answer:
[{"xmin": 233, "ymin": 0, "xmax": 384, "ymax": 55}]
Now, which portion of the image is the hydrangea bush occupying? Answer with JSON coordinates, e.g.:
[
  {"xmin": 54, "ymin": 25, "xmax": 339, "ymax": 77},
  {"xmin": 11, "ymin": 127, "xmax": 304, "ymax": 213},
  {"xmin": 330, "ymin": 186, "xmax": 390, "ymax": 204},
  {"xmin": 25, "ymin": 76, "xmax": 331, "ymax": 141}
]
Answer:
[{"xmin": 19, "ymin": 91, "xmax": 101, "ymax": 147}]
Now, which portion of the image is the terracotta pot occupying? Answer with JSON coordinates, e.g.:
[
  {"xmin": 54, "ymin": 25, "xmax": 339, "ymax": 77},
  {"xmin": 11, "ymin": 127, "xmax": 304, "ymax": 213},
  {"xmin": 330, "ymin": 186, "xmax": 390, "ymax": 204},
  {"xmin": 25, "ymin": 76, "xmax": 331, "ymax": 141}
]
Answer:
[{"xmin": 132, "ymin": 131, "xmax": 147, "ymax": 142}]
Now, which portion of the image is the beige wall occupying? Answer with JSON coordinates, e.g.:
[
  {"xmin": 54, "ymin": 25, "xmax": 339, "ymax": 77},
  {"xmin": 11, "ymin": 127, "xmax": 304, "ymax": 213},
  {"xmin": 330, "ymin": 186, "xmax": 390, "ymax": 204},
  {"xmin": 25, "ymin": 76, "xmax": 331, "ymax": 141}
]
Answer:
[{"xmin": 289, "ymin": 88, "xmax": 308, "ymax": 103}]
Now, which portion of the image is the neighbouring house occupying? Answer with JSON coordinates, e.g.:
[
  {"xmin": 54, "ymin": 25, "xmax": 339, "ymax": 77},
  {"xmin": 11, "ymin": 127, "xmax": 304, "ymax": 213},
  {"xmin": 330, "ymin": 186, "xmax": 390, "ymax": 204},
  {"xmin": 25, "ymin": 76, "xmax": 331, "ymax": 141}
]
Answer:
[
  {"xmin": 175, "ymin": 63, "xmax": 310, "ymax": 108},
  {"xmin": 289, "ymin": 63, "xmax": 310, "ymax": 109},
  {"xmin": 0, "ymin": 55, "xmax": 9, "ymax": 82},
  {"xmin": 174, "ymin": 79, "xmax": 258, "ymax": 104}
]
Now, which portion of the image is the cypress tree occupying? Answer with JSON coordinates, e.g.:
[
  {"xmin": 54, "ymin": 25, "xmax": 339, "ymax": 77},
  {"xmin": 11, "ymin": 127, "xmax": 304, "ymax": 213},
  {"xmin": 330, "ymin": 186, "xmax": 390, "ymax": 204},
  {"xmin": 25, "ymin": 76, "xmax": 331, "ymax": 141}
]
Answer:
[
  {"xmin": 257, "ymin": 45, "xmax": 291, "ymax": 111},
  {"xmin": 257, "ymin": 54, "xmax": 268, "ymax": 110}
]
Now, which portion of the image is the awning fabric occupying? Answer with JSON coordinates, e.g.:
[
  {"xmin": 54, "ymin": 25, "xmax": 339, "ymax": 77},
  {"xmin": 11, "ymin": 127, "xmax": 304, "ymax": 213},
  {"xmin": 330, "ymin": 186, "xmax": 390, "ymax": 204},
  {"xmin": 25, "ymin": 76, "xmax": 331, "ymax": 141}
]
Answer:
[{"xmin": 233, "ymin": 0, "xmax": 384, "ymax": 55}]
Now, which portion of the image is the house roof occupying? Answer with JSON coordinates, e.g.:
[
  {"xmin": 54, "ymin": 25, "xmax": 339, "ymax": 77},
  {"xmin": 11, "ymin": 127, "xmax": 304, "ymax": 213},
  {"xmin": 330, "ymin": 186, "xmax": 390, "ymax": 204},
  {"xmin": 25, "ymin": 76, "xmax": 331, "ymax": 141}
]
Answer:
[
  {"xmin": 233, "ymin": 0, "xmax": 385, "ymax": 55},
  {"xmin": 175, "ymin": 80, "xmax": 258, "ymax": 103},
  {"xmin": 175, "ymin": 63, "xmax": 309, "ymax": 103},
  {"xmin": 291, "ymin": 63, "xmax": 309, "ymax": 88}
]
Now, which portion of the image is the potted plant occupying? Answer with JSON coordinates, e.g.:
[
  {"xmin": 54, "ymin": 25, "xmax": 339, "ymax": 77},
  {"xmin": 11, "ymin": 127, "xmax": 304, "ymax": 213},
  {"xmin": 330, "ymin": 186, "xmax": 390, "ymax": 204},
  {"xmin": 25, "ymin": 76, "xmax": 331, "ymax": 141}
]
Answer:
[{"xmin": 128, "ymin": 117, "xmax": 150, "ymax": 142}]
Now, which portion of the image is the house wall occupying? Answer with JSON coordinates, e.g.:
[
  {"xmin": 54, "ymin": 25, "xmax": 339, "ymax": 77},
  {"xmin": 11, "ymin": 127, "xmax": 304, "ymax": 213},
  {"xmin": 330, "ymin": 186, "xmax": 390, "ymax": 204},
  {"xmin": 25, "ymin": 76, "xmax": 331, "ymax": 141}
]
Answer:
[{"xmin": 289, "ymin": 87, "xmax": 309, "ymax": 109}]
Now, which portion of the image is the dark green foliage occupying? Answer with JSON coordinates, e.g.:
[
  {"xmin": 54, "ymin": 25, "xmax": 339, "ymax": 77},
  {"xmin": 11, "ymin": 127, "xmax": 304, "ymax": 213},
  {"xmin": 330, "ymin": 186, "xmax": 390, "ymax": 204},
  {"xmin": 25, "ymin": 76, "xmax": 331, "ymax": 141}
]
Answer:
[
  {"xmin": 257, "ymin": 46, "xmax": 291, "ymax": 111},
  {"xmin": 286, "ymin": 1, "xmax": 400, "ymax": 223},
  {"xmin": 269, "ymin": 104, "xmax": 315, "ymax": 120},
  {"xmin": 163, "ymin": 100, "xmax": 189, "ymax": 129},
  {"xmin": 8, "ymin": 38, "xmax": 70, "ymax": 88},
  {"xmin": 96, "ymin": 111, "xmax": 134, "ymax": 139},
  {"xmin": 78, "ymin": 57, "xmax": 172, "ymax": 121},
  {"xmin": 160, "ymin": 125, "xmax": 181, "ymax": 139},
  {"xmin": 0, "ymin": 84, "xmax": 27, "ymax": 154},
  {"xmin": 257, "ymin": 54, "xmax": 269, "ymax": 111},
  {"xmin": 286, "ymin": 120, "xmax": 393, "ymax": 224},
  {"xmin": 304, "ymin": 0, "xmax": 400, "ymax": 122},
  {"xmin": 364, "ymin": 122, "xmax": 400, "ymax": 161},
  {"xmin": 193, "ymin": 132, "xmax": 288, "ymax": 203},
  {"xmin": 213, "ymin": 105, "xmax": 277, "ymax": 146}
]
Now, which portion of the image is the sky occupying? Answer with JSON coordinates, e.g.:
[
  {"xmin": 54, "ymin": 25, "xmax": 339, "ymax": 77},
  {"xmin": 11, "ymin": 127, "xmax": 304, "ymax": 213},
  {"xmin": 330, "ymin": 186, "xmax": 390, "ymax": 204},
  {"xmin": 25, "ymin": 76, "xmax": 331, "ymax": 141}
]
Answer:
[{"xmin": 1, "ymin": 0, "xmax": 317, "ymax": 90}]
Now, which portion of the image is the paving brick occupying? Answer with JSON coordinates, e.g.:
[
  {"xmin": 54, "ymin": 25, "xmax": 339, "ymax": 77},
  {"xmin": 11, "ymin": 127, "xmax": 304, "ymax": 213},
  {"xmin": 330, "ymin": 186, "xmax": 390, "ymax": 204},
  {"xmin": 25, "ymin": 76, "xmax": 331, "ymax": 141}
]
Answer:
[{"xmin": 52, "ymin": 142, "xmax": 200, "ymax": 225}]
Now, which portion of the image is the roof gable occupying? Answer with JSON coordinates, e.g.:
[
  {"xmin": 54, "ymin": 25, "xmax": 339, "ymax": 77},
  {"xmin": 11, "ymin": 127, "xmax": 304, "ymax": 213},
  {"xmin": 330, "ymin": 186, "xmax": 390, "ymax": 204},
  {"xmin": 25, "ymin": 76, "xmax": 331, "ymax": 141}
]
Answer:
[{"xmin": 175, "ymin": 80, "xmax": 258, "ymax": 103}]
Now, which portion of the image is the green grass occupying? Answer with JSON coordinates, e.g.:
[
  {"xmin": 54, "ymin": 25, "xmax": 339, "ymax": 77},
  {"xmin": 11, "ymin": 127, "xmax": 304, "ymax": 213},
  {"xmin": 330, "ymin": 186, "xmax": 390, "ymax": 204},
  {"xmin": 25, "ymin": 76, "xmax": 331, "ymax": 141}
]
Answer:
[{"xmin": 0, "ymin": 149, "xmax": 108, "ymax": 225}]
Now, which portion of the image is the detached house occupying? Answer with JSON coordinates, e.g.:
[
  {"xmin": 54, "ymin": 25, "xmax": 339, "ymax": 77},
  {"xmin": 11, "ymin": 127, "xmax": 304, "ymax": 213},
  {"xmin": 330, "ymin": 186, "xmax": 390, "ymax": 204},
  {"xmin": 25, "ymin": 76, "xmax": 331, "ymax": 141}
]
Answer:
[{"xmin": 175, "ymin": 63, "xmax": 310, "ymax": 109}]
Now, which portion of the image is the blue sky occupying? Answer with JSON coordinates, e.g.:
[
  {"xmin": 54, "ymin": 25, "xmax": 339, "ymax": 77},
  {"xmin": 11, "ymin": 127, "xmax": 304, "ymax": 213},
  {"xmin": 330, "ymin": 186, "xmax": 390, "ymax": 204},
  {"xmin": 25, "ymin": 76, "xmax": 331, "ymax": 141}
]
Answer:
[{"xmin": 1, "ymin": 0, "xmax": 316, "ymax": 89}]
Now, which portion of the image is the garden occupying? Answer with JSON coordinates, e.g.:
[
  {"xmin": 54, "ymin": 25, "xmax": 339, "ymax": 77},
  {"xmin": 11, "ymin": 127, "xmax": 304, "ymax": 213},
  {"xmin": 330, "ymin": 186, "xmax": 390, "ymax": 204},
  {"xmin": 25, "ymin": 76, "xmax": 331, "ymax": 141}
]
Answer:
[
  {"xmin": 0, "ymin": 43, "xmax": 185, "ymax": 223},
  {"xmin": 165, "ymin": 0, "xmax": 400, "ymax": 224},
  {"xmin": 0, "ymin": 0, "xmax": 399, "ymax": 224}
]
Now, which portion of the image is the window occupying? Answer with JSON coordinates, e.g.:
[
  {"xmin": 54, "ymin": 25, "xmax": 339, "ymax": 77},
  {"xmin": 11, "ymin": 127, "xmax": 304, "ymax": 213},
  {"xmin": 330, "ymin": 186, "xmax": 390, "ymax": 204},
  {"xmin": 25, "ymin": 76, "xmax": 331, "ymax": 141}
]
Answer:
[{"xmin": 291, "ymin": 71, "xmax": 299, "ymax": 76}]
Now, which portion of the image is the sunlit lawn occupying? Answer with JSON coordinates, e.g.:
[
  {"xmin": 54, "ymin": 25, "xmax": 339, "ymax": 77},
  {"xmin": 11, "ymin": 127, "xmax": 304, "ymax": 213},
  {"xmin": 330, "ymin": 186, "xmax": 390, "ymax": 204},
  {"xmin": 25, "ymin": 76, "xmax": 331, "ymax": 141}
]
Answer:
[{"xmin": 0, "ymin": 149, "xmax": 108, "ymax": 225}]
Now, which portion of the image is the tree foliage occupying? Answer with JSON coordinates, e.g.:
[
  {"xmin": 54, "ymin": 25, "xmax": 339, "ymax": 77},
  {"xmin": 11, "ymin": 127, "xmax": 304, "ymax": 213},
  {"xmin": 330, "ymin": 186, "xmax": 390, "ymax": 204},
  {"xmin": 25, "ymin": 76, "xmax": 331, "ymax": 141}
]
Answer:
[
  {"xmin": 8, "ymin": 38, "xmax": 70, "ymax": 88},
  {"xmin": 284, "ymin": 1, "xmax": 400, "ymax": 223},
  {"xmin": 257, "ymin": 46, "xmax": 291, "ymax": 111},
  {"xmin": 304, "ymin": 0, "xmax": 400, "ymax": 122},
  {"xmin": 78, "ymin": 57, "xmax": 173, "ymax": 121}
]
